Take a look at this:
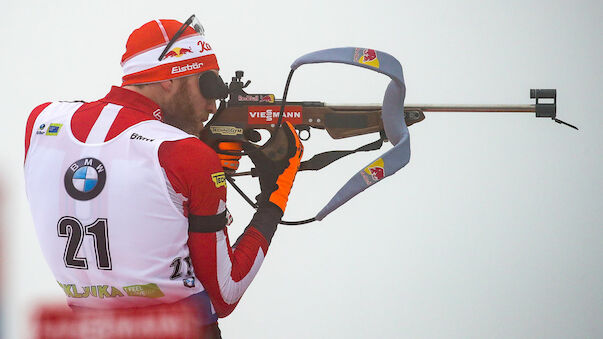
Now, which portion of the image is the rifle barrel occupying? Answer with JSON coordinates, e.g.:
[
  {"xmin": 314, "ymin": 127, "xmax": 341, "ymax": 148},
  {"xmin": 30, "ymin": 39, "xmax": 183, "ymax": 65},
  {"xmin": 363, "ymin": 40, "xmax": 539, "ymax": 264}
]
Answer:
[
  {"xmin": 407, "ymin": 105, "xmax": 536, "ymax": 113},
  {"xmin": 326, "ymin": 88, "xmax": 555, "ymax": 116},
  {"xmin": 326, "ymin": 104, "xmax": 537, "ymax": 113}
]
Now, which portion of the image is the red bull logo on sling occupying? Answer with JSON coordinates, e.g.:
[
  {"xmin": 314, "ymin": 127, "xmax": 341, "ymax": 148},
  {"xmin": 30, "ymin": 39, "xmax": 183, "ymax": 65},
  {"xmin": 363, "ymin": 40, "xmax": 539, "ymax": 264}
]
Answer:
[
  {"xmin": 369, "ymin": 167, "xmax": 384, "ymax": 180},
  {"xmin": 353, "ymin": 48, "xmax": 380, "ymax": 69},
  {"xmin": 361, "ymin": 158, "xmax": 385, "ymax": 185}
]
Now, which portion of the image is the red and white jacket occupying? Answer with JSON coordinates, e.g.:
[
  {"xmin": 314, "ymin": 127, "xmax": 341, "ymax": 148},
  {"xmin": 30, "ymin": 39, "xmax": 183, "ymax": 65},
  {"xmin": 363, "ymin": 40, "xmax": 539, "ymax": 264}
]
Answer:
[{"xmin": 24, "ymin": 86, "xmax": 270, "ymax": 322}]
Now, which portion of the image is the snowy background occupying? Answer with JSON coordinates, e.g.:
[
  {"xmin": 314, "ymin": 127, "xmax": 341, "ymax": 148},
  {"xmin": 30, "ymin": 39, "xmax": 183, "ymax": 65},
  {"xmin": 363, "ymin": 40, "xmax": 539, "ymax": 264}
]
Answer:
[{"xmin": 1, "ymin": 0, "xmax": 602, "ymax": 338}]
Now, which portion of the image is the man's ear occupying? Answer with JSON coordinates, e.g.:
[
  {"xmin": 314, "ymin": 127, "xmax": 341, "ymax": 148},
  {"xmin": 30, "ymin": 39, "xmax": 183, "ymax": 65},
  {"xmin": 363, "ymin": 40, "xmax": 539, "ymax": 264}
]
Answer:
[{"xmin": 159, "ymin": 80, "xmax": 174, "ymax": 93}]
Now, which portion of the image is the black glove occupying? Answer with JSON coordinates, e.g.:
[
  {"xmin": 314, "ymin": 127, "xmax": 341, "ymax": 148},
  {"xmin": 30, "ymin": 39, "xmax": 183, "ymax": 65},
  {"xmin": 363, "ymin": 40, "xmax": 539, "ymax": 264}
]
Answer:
[
  {"xmin": 243, "ymin": 122, "xmax": 303, "ymax": 242},
  {"xmin": 244, "ymin": 121, "xmax": 304, "ymax": 213}
]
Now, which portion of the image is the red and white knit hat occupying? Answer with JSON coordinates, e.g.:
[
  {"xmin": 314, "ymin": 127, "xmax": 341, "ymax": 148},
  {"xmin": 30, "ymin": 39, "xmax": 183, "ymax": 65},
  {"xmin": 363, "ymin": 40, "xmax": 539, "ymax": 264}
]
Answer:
[{"xmin": 121, "ymin": 19, "xmax": 219, "ymax": 86}]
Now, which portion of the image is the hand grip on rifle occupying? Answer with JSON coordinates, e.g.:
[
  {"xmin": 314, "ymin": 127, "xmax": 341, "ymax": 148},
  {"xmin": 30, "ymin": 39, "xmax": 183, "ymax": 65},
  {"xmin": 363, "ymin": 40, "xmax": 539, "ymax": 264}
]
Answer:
[
  {"xmin": 217, "ymin": 142, "xmax": 242, "ymax": 172},
  {"xmin": 243, "ymin": 121, "xmax": 304, "ymax": 214}
]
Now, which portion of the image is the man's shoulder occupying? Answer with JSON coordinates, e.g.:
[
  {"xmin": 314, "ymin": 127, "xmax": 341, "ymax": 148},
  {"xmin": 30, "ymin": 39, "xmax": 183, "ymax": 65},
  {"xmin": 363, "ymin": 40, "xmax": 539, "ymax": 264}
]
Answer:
[
  {"xmin": 29, "ymin": 102, "xmax": 53, "ymax": 115},
  {"xmin": 25, "ymin": 101, "xmax": 86, "ymax": 160},
  {"xmin": 27, "ymin": 100, "xmax": 84, "ymax": 119},
  {"xmin": 26, "ymin": 101, "xmax": 90, "ymax": 132},
  {"xmin": 25, "ymin": 102, "xmax": 53, "ymax": 155},
  {"xmin": 26, "ymin": 102, "xmax": 53, "ymax": 126},
  {"xmin": 159, "ymin": 137, "xmax": 218, "ymax": 160},
  {"xmin": 158, "ymin": 136, "xmax": 223, "ymax": 184},
  {"xmin": 158, "ymin": 136, "xmax": 225, "ymax": 211}
]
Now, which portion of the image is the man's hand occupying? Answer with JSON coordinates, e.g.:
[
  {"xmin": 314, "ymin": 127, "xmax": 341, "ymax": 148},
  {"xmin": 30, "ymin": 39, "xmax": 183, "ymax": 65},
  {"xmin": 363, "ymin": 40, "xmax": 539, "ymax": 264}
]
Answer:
[
  {"xmin": 244, "ymin": 122, "xmax": 303, "ymax": 214},
  {"xmin": 217, "ymin": 142, "xmax": 242, "ymax": 172}
]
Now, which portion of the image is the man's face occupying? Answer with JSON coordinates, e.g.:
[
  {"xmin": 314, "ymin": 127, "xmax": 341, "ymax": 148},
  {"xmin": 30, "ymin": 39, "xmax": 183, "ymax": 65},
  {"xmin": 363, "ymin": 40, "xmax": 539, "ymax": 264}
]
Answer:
[{"xmin": 161, "ymin": 71, "xmax": 217, "ymax": 136}]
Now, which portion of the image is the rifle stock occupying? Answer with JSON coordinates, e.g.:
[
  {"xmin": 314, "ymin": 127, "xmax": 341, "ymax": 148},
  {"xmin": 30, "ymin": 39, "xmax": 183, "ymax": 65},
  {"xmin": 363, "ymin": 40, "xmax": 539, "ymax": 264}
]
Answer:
[{"xmin": 202, "ymin": 103, "xmax": 426, "ymax": 147}]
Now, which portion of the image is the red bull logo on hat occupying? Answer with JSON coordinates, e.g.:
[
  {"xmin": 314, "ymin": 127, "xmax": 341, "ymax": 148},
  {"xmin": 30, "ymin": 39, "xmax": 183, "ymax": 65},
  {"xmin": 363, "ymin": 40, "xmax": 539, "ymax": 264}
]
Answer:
[
  {"xmin": 164, "ymin": 47, "xmax": 194, "ymax": 59},
  {"xmin": 361, "ymin": 158, "xmax": 385, "ymax": 185},
  {"xmin": 353, "ymin": 48, "xmax": 380, "ymax": 69}
]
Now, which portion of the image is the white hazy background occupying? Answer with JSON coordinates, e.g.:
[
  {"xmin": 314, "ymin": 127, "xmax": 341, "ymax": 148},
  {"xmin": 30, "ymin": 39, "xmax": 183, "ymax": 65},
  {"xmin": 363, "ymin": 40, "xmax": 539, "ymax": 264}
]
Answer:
[{"xmin": 1, "ymin": 0, "xmax": 601, "ymax": 338}]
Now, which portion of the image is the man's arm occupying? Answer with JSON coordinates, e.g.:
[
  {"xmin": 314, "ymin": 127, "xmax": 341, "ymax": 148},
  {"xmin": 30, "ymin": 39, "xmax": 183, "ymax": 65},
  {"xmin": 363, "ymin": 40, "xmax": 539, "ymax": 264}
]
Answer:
[{"xmin": 159, "ymin": 137, "xmax": 294, "ymax": 317}]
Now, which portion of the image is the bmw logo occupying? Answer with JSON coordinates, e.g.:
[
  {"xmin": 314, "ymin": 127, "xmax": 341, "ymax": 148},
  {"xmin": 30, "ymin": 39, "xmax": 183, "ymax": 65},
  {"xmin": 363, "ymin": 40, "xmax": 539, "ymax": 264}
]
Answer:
[{"xmin": 64, "ymin": 158, "xmax": 106, "ymax": 201}]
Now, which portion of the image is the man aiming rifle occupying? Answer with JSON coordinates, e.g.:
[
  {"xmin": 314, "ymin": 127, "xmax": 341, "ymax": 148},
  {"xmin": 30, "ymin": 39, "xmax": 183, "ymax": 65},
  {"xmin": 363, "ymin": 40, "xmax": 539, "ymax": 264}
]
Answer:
[{"xmin": 24, "ymin": 15, "xmax": 302, "ymax": 338}]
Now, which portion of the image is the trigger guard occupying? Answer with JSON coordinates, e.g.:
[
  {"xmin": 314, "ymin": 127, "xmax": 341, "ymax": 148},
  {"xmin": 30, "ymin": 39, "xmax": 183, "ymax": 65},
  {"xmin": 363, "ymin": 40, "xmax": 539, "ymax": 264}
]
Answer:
[
  {"xmin": 244, "ymin": 129, "xmax": 262, "ymax": 143},
  {"xmin": 298, "ymin": 127, "xmax": 311, "ymax": 141}
]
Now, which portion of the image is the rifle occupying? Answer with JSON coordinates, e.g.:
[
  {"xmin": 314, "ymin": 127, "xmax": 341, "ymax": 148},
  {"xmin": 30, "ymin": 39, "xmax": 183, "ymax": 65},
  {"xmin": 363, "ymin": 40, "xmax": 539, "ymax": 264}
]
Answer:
[
  {"xmin": 202, "ymin": 71, "xmax": 574, "ymax": 171},
  {"xmin": 200, "ymin": 48, "xmax": 577, "ymax": 224}
]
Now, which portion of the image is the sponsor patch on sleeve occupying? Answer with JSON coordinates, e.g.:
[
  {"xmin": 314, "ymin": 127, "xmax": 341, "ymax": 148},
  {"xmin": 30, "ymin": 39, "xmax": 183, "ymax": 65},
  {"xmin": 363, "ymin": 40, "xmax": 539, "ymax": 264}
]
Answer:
[{"xmin": 211, "ymin": 172, "xmax": 226, "ymax": 188}]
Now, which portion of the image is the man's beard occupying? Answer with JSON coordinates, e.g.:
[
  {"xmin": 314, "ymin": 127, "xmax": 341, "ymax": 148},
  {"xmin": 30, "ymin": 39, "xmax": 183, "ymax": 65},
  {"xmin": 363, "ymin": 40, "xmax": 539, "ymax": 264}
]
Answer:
[{"xmin": 162, "ymin": 83, "xmax": 202, "ymax": 136}]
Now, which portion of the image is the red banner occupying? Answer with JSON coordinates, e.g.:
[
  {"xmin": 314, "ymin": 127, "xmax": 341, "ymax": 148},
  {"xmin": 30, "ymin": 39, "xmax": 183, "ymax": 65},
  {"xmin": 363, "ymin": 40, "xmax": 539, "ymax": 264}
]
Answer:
[{"xmin": 248, "ymin": 105, "xmax": 303, "ymax": 125}]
